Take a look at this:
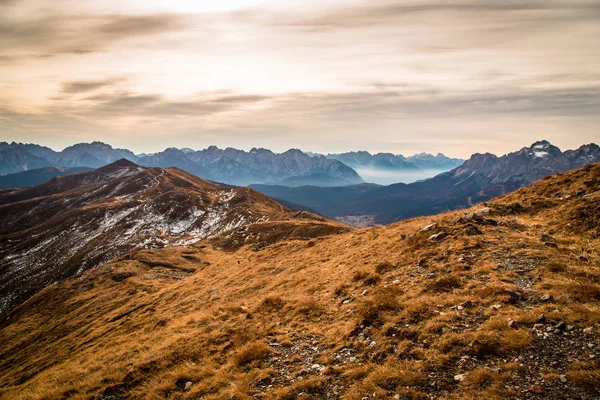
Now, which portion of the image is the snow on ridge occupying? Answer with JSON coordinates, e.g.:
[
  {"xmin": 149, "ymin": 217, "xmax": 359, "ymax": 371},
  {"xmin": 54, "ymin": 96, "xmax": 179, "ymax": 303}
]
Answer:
[{"xmin": 533, "ymin": 151, "xmax": 549, "ymax": 158}]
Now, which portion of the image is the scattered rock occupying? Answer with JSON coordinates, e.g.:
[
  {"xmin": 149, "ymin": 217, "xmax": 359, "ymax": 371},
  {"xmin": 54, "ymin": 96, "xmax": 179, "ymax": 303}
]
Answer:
[
  {"xmin": 428, "ymin": 232, "xmax": 445, "ymax": 241},
  {"xmin": 539, "ymin": 233, "xmax": 555, "ymax": 242},
  {"xmin": 540, "ymin": 294, "xmax": 553, "ymax": 302},
  {"xmin": 559, "ymin": 375, "xmax": 568, "ymax": 383},
  {"xmin": 508, "ymin": 319, "xmax": 519, "ymax": 329},
  {"xmin": 504, "ymin": 289, "xmax": 523, "ymax": 304},
  {"xmin": 475, "ymin": 207, "xmax": 490, "ymax": 216},
  {"xmin": 555, "ymin": 321, "xmax": 567, "ymax": 331},
  {"xmin": 454, "ymin": 374, "xmax": 465, "ymax": 382},
  {"xmin": 420, "ymin": 223, "xmax": 438, "ymax": 233},
  {"xmin": 184, "ymin": 381, "xmax": 193, "ymax": 391},
  {"xmin": 460, "ymin": 300, "xmax": 473, "ymax": 309},
  {"xmin": 537, "ymin": 314, "xmax": 547, "ymax": 323},
  {"xmin": 465, "ymin": 225, "xmax": 482, "ymax": 235},
  {"xmin": 528, "ymin": 385, "xmax": 544, "ymax": 394}
]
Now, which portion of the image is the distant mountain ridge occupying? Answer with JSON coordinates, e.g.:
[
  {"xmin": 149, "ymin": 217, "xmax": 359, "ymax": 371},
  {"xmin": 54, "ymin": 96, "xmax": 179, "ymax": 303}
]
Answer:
[
  {"xmin": 137, "ymin": 146, "xmax": 363, "ymax": 186},
  {"xmin": 0, "ymin": 142, "xmax": 362, "ymax": 187},
  {"xmin": 252, "ymin": 141, "xmax": 600, "ymax": 226},
  {"xmin": 323, "ymin": 151, "xmax": 464, "ymax": 171}
]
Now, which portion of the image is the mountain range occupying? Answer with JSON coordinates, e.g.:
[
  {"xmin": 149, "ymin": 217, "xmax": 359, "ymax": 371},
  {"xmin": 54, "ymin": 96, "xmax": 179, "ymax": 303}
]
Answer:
[
  {"xmin": 0, "ymin": 159, "xmax": 345, "ymax": 315},
  {"xmin": 0, "ymin": 141, "xmax": 465, "ymax": 188},
  {"xmin": 252, "ymin": 141, "xmax": 600, "ymax": 226},
  {"xmin": 0, "ymin": 142, "xmax": 364, "ymax": 187},
  {"xmin": 324, "ymin": 151, "xmax": 464, "ymax": 171}
]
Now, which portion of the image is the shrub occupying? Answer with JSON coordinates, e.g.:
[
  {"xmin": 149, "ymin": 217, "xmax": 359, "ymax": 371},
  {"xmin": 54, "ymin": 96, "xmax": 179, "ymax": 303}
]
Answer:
[
  {"xmin": 275, "ymin": 377, "xmax": 328, "ymax": 400},
  {"xmin": 375, "ymin": 262, "xmax": 396, "ymax": 275},
  {"xmin": 258, "ymin": 296, "xmax": 285, "ymax": 312},
  {"xmin": 296, "ymin": 298, "xmax": 325, "ymax": 317},
  {"xmin": 234, "ymin": 342, "xmax": 272, "ymax": 367},
  {"xmin": 426, "ymin": 275, "xmax": 462, "ymax": 293}
]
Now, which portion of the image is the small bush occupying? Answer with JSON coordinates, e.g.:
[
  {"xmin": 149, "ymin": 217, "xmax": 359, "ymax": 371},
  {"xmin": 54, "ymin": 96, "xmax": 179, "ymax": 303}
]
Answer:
[
  {"xmin": 564, "ymin": 282, "xmax": 600, "ymax": 302},
  {"xmin": 365, "ymin": 363, "xmax": 424, "ymax": 390},
  {"xmin": 461, "ymin": 368, "xmax": 506, "ymax": 388},
  {"xmin": 567, "ymin": 362, "xmax": 600, "ymax": 388},
  {"xmin": 296, "ymin": 299, "xmax": 325, "ymax": 317},
  {"xmin": 545, "ymin": 261, "xmax": 567, "ymax": 273},
  {"xmin": 363, "ymin": 274, "xmax": 381, "ymax": 286},
  {"xmin": 470, "ymin": 328, "xmax": 530, "ymax": 358},
  {"xmin": 258, "ymin": 296, "xmax": 285, "ymax": 312},
  {"xmin": 357, "ymin": 287, "xmax": 402, "ymax": 327},
  {"xmin": 235, "ymin": 342, "xmax": 272, "ymax": 367},
  {"xmin": 426, "ymin": 275, "xmax": 462, "ymax": 293},
  {"xmin": 353, "ymin": 270, "xmax": 370, "ymax": 281},
  {"xmin": 375, "ymin": 262, "xmax": 396, "ymax": 275},
  {"xmin": 275, "ymin": 377, "xmax": 328, "ymax": 400}
]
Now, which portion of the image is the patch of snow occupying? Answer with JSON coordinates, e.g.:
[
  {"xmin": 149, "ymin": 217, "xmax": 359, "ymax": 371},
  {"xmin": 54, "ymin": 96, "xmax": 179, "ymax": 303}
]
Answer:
[{"xmin": 533, "ymin": 151, "xmax": 548, "ymax": 158}]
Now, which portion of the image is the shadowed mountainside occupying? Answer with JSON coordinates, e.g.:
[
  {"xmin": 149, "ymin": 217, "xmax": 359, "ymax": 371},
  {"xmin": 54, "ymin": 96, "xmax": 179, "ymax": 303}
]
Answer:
[{"xmin": 0, "ymin": 166, "xmax": 94, "ymax": 189}]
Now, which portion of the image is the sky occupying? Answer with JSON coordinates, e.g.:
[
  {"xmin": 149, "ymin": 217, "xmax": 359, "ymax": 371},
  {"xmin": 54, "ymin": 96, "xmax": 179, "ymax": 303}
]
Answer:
[{"xmin": 0, "ymin": 0, "xmax": 599, "ymax": 158}]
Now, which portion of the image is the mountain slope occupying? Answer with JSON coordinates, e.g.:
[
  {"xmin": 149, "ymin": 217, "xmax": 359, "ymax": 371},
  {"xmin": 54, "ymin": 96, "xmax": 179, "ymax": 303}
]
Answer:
[
  {"xmin": 0, "ymin": 166, "xmax": 93, "ymax": 188},
  {"xmin": 0, "ymin": 163, "xmax": 598, "ymax": 400},
  {"xmin": 0, "ymin": 160, "xmax": 347, "ymax": 316},
  {"xmin": 253, "ymin": 141, "xmax": 600, "ymax": 225}
]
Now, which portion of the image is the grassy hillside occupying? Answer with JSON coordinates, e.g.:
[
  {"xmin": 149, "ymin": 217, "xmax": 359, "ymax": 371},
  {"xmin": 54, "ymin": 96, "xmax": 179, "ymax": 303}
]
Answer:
[{"xmin": 0, "ymin": 164, "xmax": 599, "ymax": 400}]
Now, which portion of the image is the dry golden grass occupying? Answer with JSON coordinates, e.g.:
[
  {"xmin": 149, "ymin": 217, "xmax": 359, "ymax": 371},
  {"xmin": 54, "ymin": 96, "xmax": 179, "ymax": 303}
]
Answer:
[{"xmin": 0, "ymin": 163, "xmax": 599, "ymax": 399}]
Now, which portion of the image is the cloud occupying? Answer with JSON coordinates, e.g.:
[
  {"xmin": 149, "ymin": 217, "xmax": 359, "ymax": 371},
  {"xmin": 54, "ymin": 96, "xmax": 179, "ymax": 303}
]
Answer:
[
  {"xmin": 273, "ymin": 1, "xmax": 600, "ymax": 31},
  {"xmin": 0, "ymin": 13, "xmax": 184, "ymax": 60},
  {"xmin": 61, "ymin": 78, "xmax": 124, "ymax": 94},
  {"xmin": 53, "ymin": 90, "xmax": 272, "ymax": 119}
]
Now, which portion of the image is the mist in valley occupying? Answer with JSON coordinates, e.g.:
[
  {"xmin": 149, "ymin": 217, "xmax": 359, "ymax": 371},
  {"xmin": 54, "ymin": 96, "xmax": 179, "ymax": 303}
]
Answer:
[{"xmin": 355, "ymin": 167, "xmax": 449, "ymax": 186}]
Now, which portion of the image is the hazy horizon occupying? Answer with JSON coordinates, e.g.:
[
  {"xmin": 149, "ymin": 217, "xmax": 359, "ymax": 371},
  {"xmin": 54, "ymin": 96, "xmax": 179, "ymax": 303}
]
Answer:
[
  {"xmin": 4, "ymin": 137, "xmax": 597, "ymax": 161},
  {"xmin": 1, "ymin": 0, "xmax": 599, "ymax": 158}
]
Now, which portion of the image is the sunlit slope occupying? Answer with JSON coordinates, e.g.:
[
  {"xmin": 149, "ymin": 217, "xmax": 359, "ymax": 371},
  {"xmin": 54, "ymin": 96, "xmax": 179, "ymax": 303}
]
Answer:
[{"xmin": 0, "ymin": 163, "xmax": 598, "ymax": 399}]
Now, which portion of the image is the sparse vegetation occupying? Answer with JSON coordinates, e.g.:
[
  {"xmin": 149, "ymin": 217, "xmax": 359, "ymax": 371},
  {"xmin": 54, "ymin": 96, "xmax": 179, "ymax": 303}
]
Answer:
[{"xmin": 0, "ymin": 163, "xmax": 599, "ymax": 399}]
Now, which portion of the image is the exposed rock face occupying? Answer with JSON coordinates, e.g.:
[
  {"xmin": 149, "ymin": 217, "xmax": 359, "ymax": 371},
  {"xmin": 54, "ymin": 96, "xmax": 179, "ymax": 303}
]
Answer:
[
  {"xmin": 0, "ymin": 159, "xmax": 340, "ymax": 315},
  {"xmin": 451, "ymin": 141, "xmax": 600, "ymax": 185}
]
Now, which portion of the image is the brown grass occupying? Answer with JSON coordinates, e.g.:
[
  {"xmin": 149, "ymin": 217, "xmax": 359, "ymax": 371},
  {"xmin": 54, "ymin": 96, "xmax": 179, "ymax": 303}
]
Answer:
[
  {"xmin": 1, "ymin": 164, "xmax": 599, "ymax": 399},
  {"xmin": 235, "ymin": 342, "xmax": 272, "ymax": 367}
]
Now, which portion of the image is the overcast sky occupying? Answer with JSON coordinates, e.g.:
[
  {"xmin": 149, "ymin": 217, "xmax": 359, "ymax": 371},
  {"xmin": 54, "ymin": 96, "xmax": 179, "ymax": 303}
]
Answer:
[{"xmin": 0, "ymin": 0, "xmax": 599, "ymax": 157}]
